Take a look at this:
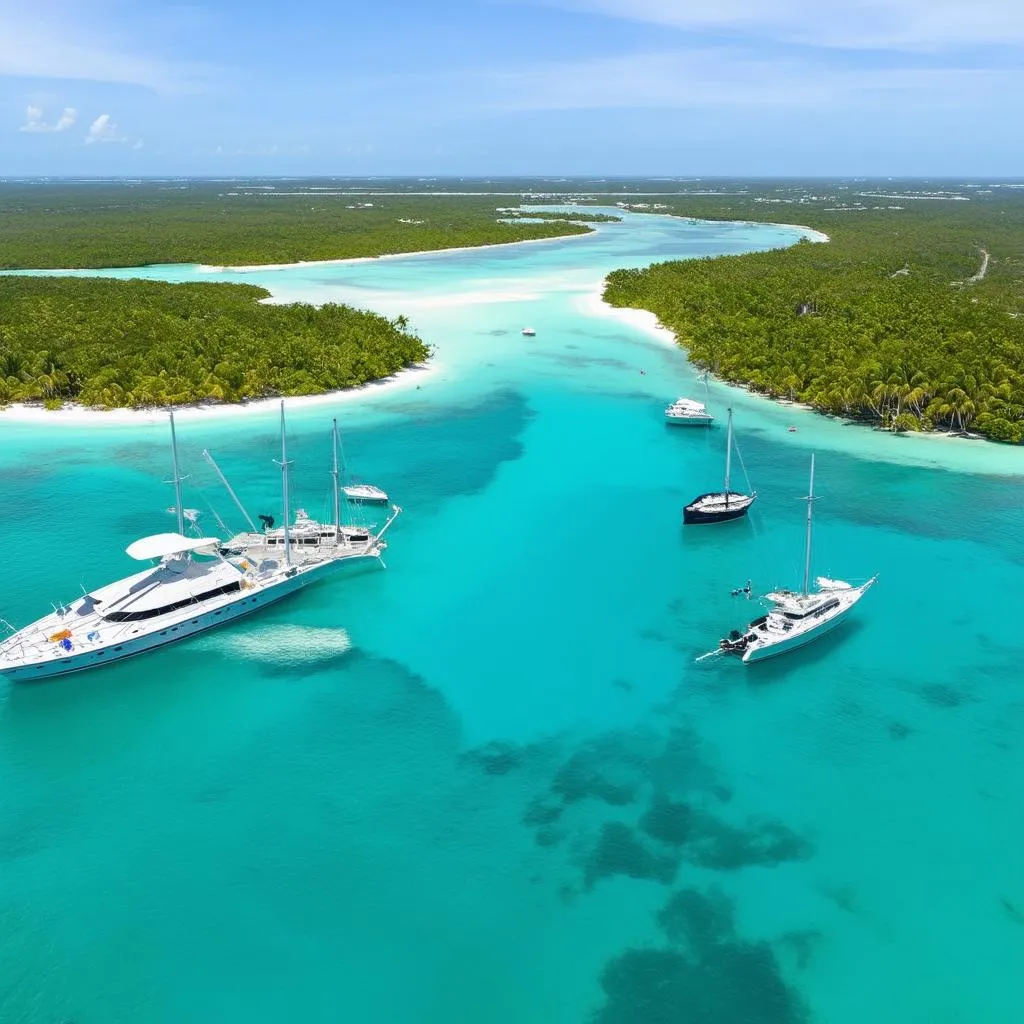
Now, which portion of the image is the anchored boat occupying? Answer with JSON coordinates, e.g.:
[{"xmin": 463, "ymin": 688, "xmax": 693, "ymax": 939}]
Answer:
[
  {"xmin": 683, "ymin": 407, "xmax": 756, "ymax": 524},
  {"xmin": 665, "ymin": 397, "xmax": 714, "ymax": 426},
  {"xmin": 0, "ymin": 406, "xmax": 399, "ymax": 682},
  {"xmin": 703, "ymin": 454, "xmax": 876, "ymax": 664}
]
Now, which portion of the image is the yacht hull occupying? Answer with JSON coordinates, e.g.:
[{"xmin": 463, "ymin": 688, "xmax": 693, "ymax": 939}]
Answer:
[
  {"xmin": 343, "ymin": 490, "xmax": 389, "ymax": 505},
  {"xmin": 683, "ymin": 492, "xmax": 755, "ymax": 525},
  {"xmin": 739, "ymin": 581, "xmax": 875, "ymax": 664},
  {"xmin": 741, "ymin": 604, "xmax": 851, "ymax": 663},
  {"xmin": 665, "ymin": 416, "xmax": 713, "ymax": 427},
  {"xmin": 0, "ymin": 554, "xmax": 375, "ymax": 683}
]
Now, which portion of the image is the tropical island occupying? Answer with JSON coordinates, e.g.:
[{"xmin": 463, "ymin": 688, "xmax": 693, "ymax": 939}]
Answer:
[
  {"xmin": 0, "ymin": 182, "xmax": 596, "ymax": 410},
  {"xmin": 0, "ymin": 276, "xmax": 428, "ymax": 408},
  {"xmin": 601, "ymin": 182, "xmax": 1024, "ymax": 443},
  {"xmin": 0, "ymin": 183, "xmax": 594, "ymax": 268}
]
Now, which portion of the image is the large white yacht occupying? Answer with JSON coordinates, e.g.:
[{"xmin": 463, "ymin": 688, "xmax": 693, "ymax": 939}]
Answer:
[
  {"xmin": 0, "ymin": 405, "xmax": 399, "ymax": 683},
  {"xmin": 711, "ymin": 455, "xmax": 876, "ymax": 663}
]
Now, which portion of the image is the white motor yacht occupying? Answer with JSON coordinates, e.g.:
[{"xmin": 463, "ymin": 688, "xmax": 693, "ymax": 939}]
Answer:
[
  {"xmin": 0, "ymin": 405, "xmax": 399, "ymax": 683},
  {"xmin": 342, "ymin": 483, "xmax": 389, "ymax": 504},
  {"xmin": 521, "ymin": 326, "xmax": 536, "ymax": 336},
  {"xmin": 708, "ymin": 455, "xmax": 876, "ymax": 664}
]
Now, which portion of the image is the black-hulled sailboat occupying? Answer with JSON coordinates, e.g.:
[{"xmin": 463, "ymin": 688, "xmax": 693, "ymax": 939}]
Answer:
[{"xmin": 683, "ymin": 407, "xmax": 756, "ymax": 525}]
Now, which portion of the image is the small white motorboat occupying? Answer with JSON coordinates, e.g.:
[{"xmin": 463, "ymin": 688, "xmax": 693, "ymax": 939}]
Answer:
[
  {"xmin": 521, "ymin": 327, "xmax": 536, "ymax": 336},
  {"xmin": 343, "ymin": 483, "xmax": 389, "ymax": 504}
]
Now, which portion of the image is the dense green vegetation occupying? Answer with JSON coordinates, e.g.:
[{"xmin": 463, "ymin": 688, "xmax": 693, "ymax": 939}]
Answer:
[
  {"xmin": 8, "ymin": 177, "xmax": 1024, "ymax": 433},
  {"xmin": 0, "ymin": 276, "xmax": 427, "ymax": 409},
  {"xmin": 0, "ymin": 181, "xmax": 595, "ymax": 410},
  {"xmin": 603, "ymin": 183, "xmax": 1024, "ymax": 441},
  {"xmin": 0, "ymin": 183, "xmax": 591, "ymax": 268}
]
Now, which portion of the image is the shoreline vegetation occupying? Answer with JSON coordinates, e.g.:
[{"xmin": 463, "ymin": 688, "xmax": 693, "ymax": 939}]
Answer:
[
  {"xmin": 0, "ymin": 184, "xmax": 595, "ymax": 412},
  {"xmin": 5, "ymin": 178, "xmax": 1024, "ymax": 444},
  {"xmin": 0, "ymin": 276, "xmax": 429, "ymax": 410},
  {"xmin": 0, "ymin": 186, "xmax": 593, "ymax": 269},
  {"xmin": 600, "ymin": 183, "xmax": 1024, "ymax": 444}
]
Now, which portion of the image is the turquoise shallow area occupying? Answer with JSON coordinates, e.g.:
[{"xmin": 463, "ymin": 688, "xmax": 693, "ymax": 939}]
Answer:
[{"xmin": 2, "ymin": 213, "xmax": 1024, "ymax": 1023}]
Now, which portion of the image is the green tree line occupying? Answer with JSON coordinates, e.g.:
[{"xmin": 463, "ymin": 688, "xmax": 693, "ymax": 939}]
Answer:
[
  {"xmin": 603, "ymin": 185, "xmax": 1024, "ymax": 442},
  {"xmin": 0, "ymin": 185, "xmax": 592, "ymax": 268},
  {"xmin": 0, "ymin": 276, "xmax": 428, "ymax": 409}
]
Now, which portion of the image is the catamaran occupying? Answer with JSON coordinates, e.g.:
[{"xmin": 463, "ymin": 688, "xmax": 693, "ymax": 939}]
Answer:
[
  {"xmin": 665, "ymin": 397, "xmax": 714, "ymax": 427},
  {"xmin": 706, "ymin": 454, "xmax": 876, "ymax": 663},
  {"xmin": 683, "ymin": 407, "xmax": 756, "ymax": 524},
  {"xmin": 665, "ymin": 373, "xmax": 714, "ymax": 426},
  {"xmin": 0, "ymin": 405, "xmax": 399, "ymax": 683}
]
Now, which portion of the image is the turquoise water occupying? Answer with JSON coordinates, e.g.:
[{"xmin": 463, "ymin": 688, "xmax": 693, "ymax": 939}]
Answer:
[{"xmin": 2, "ymin": 212, "xmax": 1024, "ymax": 1023}]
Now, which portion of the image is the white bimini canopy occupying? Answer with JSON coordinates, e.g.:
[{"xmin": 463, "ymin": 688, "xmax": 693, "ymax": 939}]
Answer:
[{"xmin": 125, "ymin": 533, "xmax": 222, "ymax": 561}]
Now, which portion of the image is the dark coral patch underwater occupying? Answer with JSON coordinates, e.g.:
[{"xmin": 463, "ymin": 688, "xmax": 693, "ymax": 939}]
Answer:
[{"xmin": 591, "ymin": 889, "xmax": 810, "ymax": 1024}]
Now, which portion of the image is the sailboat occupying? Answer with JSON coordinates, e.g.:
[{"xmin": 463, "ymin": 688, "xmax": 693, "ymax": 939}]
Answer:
[
  {"xmin": 713, "ymin": 454, "xmax": 876, "ymax": 663},
  {"xmin": 222, "ymin": 418, "xmax": 398, "ymax": 558},
  {"xmin": 0, "ymin": 404, "xmax": 399, "ymax": 683},
  {"xmin": 683, "ymin": 407, "xmax": 756, "ymax": 524},
  {"xmin": 330, "ymin": 423, "xmax": 388, "ymax": 505}
]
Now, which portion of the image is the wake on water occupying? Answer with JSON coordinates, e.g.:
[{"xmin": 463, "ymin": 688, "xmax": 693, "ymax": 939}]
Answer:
[{"xmin": 194, "ymin": 624, "xmax": 353, "ymax": 665}]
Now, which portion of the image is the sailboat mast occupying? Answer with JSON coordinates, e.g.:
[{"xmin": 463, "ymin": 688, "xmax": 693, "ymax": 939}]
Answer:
[
  {"xmin": 802, "ymin": 453, "xmax": 816, "ymax": 596},
  {"xmin": 331, "ymin": 419, "xmax": 342, "ymax": 542},
  {"xmin": 724, "ymin": 407, "xmax": 733, "ymax": 495},
  {"xmin": 169, "ymin": 409, "xmax": 185, "ymax": 536},
  {"xmin": 280, "ymin": 401, "xmax": 292, "ymax": 567}
]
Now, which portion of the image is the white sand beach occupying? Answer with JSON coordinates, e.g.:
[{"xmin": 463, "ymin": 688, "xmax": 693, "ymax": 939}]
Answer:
[{"xmin": 0, "ymin": 362, "xmax": 437, "ymax": 427}]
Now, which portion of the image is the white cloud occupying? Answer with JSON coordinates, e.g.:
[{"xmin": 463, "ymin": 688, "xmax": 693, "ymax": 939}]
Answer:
[
  {"xmin": 0, "ymin": 1, "xmax": 215, "ymax": 92},
  {"xmin": 19, "ymin": 103, "xmax": 77, "ymax": 132},
  {"xmin": 533, "ymin": 0, "xmax": 1024, "ymax": 51},
  {"xmin": 85, "ymin": 113, "xmax": 127, "ymax": 144}
]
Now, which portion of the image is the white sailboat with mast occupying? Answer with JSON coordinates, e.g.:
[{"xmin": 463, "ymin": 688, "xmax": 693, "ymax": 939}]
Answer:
[
  {"xmin": 333, "ymin": 423, "xmax": 388, "ymax": 504},
  {"xmin": 0, "ymin": 404, "xmax": 399, "ymax": 683},
  {"xmin": 708, "ymin": 454, "xmax": 876, "ymax": 664}
]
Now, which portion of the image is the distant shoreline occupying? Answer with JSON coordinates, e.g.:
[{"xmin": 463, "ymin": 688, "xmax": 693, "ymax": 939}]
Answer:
[
  {"xmin": 0, "ymin": 211, "xmax": 809, "ymax": 425},
  {"xmin": 196, "ymin": 228, "xmax": 592, "ymax": 275},
  {"xmin": 4, "ymin": 222, "xmax": 595, "ymax": 277}
]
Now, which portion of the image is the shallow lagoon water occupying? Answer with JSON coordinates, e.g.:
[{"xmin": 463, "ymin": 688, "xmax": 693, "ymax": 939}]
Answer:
[{"xmin": 2, "ymin": 213, "xmax": 1024, "ymax": 1023}]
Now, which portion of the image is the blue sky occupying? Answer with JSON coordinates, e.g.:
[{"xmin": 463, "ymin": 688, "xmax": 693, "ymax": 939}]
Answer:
[{"xmin": 2, "ymin": 0, "xmax": 1022, "ymax": 176}]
